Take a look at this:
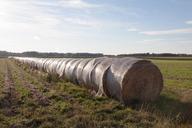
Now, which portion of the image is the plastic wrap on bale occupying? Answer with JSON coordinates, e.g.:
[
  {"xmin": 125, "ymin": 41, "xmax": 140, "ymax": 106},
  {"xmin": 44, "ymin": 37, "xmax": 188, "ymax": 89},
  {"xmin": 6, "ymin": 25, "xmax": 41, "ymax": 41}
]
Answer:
[
  {"xmin": 91, "ymin": 58, "xmax": 113, "ymax": 96},
  {"xmin": 104, "ymin": 57, "xmax": 163, "ymax": 104},
  {"xmin": 81, "ymin": 57, "xmax": 107, "ymax": 90},
  {"xmin": 57, "ymin": 58, "xmax": 73, "ymax": 78},
  {"xmin": 48, "ymin": 59, "xmax": 63, "ymax": 75},
  {"xmin": 65, "ymin": 59, "xmax": 79, "ymax": 81},
  {"xmin": 70, "ymin": 59, "xmax": 83, "ymax": 84},
  {"xmin": 76, "ymin": 59, "xmax": 92, "ymax": 85},
  {"xmin": 12, "ymin": 57, "xmax": 163, "ymax": 105},
  {"xmin": 55, "ymin": 59, "xmax": 68, "ymax": 77}
]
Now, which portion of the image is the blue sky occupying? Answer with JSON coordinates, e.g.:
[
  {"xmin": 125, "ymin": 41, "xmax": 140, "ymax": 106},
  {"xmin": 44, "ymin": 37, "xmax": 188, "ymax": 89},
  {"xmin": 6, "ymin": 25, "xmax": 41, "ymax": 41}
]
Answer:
[{"xmin": 0, "ymin": 0, "xmax": 192, "ymax": 54}]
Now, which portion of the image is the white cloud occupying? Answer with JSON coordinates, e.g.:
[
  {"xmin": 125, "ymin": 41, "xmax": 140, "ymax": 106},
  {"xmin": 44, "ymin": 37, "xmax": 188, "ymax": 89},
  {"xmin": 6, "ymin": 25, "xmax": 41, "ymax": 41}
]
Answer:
[
  {"xmin": 142, "ymin": 37, "xmax": 191, "ymax": 43},
  {"xmin": 127, "ymin": 28, "xmax": 139, "ymax": 32},
  {"xmin": 63, "ymin": 17, "xmax": 102, "ymax": 28},
  {"xmin": 143, "ymin": 39, "xmax": 165, "ymax": 42},
  {"xmin": 0, "ymin": 0, "xmax": 99, "ymax": 29},
  {"xmin": 59, "ymin": 0, "xmax": 99, "ymax": 9},
  {"xmin": 33, "ymin": 36, "xmax": 41, "ymax": 40},
  {"xmin": 0, "ymin": 0, "xmax": 85, "ymax": 45},
  {"xmin": 140, "ymin": 28, "xmax": 192, "ymax": 35},
  {"xmin": 185, "ymin": 20, "xmax": 192, "ymax": 25}
]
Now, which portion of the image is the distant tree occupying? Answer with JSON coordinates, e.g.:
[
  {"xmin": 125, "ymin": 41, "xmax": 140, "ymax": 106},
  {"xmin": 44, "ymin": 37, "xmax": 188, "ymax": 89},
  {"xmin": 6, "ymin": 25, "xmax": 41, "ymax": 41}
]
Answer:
[{"xmin": 0, "ymin": 50, "xmax": 191, "ymax": 58}]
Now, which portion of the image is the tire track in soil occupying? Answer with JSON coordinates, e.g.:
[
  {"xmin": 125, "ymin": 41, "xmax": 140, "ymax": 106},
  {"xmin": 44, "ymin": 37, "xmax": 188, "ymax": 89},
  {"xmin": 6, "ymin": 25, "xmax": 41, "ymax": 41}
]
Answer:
[
  {"xmin": 10, "ymin": 61, "xmax": 50, "ymax": 106},
  {"xmin": 0, "ymin": 62, "xmax": 20, "ymax": 116}
]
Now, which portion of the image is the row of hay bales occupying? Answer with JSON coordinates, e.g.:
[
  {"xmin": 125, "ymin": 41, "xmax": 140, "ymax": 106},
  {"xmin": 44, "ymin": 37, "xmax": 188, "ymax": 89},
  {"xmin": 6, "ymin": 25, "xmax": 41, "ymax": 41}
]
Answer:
[{"xmin": 12, "ymin": 57, "xmax": 163, "ymax": 105}]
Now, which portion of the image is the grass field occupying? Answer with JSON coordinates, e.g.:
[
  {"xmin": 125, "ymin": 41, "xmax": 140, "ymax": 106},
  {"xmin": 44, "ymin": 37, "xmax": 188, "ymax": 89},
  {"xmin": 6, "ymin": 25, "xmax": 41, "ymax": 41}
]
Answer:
[
  {"xmin": 0, "ymin": 58, "xmax": 191, "ymax": 128},
  {"xmin": 147, "ymin": 57, "xmax": 192, "ymax": 61}
]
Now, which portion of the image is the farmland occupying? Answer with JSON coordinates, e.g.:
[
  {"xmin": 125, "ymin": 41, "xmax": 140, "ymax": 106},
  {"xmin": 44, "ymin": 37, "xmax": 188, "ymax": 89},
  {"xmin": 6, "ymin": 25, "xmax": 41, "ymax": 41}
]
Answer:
[{"xmin": 0, "ymin": 58, "xmax": 191, "ymax": 128}]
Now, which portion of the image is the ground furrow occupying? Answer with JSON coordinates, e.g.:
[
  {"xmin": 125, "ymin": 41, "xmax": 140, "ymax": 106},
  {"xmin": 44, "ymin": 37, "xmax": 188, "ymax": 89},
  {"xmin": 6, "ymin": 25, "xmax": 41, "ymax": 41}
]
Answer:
[
  {"xmin": 0, "ymin": 61, "xmax": 20, "ymax": 117},
  {"xmin": 8, "ymin": 60, "xmax": 50, "ymax": 106}
]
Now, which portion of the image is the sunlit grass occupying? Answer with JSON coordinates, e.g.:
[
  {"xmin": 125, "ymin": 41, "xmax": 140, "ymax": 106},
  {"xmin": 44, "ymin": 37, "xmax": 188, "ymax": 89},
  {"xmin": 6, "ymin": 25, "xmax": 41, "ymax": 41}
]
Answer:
[{"xmin": 0, "ymin": 59, "xmax": 191, "ymax": 127}]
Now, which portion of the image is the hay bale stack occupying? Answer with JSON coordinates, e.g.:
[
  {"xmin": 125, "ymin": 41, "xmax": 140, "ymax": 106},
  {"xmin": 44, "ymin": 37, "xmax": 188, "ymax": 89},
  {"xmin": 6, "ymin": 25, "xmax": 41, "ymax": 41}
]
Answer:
[
  {"xmin": 104, "ymin": 57, "xmax": 163, "ymax": 104},
  {"xmin": 12, "ymin": 57, "xmax": 163, "ymax": 104}
]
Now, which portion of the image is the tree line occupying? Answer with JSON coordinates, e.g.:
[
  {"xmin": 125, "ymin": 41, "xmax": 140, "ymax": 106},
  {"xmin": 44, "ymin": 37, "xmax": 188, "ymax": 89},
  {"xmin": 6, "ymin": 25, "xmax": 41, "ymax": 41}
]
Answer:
[{"xmin": 0, "ymin": 51, "xmax": 191, "ymax": 58}]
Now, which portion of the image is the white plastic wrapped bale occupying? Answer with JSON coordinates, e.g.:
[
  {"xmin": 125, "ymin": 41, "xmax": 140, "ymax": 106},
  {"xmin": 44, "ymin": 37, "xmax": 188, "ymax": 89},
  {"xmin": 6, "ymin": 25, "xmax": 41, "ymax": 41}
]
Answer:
[
  {"xmin": 57, "ymin": 58, "xmax": 73, "ymax": 78},
  {"xmin": 12, "ymin": 57, "xmax": 163, "ymax": 105},
  {"xmin": 46, "ymin": 58, "xmax": 56, "ymax": 74},
  {"xmin": 40, "ymin": 59, "xmax": 50, "ymax": 71},
  {"xmin": 44, "ymin": 59, "xmax": 55, "ymax": 74},
  {"xmin": 76, "ymin": 59, "xmax": 92, "ymax": 85},
  {"xmin": 41, "ymin": 58, "xmax": 51, "ymax": 72},
  {"xmin": 36, "ymin": 58, "xmax": 46, "ymax": 71},
  {"xmin": 48, "ymin": 59, "xmax": 63, "ymax": 75},
  {"xmin": 30, "ymin": 58, "xmax": 38, "ymax": 69},
  {"xmin": 55, "ymin": 59, "xmax": 67, "ymax": 76},
  {"xmin": 81, "ymin": 57, "xmax": 108, "ymax": 90},
  {"xmin": 68, "ymin": 59, "xmax": 83, "ymax": 84},
  {"xmin": 104, "ymin": 57, "xmax": 163, "ymax": 105},
  {"xmin": 51, "ymin": 59, "xmax": 64, "ymax": 75},
  {"xmin": 43, "ymin": 59, "xmax": 51, "ymax": 73},
  {"xmin": 90, "ymin": 58, "xmax": 113, "ymax": 96},
  {"xmin": 24, "ymin": 58, "xmax": 36, "ymax": 69},
  {"xmin": 64, "ymin": 59, "xmax": 79, "ymax": 80}
]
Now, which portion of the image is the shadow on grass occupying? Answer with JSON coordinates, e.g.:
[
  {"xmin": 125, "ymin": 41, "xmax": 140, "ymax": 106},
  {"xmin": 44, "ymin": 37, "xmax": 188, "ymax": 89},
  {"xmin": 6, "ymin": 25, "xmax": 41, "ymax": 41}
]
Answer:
[{"xmin": 139, "ymin": 94, "xmax": 192, "ymax": 124}]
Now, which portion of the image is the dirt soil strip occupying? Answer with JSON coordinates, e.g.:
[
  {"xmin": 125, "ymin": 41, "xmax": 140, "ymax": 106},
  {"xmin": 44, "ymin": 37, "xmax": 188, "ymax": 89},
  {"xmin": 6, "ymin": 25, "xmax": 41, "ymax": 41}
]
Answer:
[
  {"xmin": 24, "ymin": 83, "xmax": 50, "ymax": 106},
  {"xmin": 0, "ymin": 62, "xmax": 20, "ymax": 116},
  {"xmin": 11, "ymin": 61, "xmax": 50, "ymax": 106}
]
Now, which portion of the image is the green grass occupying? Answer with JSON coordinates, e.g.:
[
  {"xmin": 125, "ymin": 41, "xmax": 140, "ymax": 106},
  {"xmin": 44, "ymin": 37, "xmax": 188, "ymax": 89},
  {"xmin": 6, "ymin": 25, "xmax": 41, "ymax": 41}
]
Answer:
[
  {"xmin": 149, "ymin": 59, "xmax": 192, "ymax": 126},
  {"xmin": 147, "ymin": 57, "xmax": 192, "ymax": 61},
  {"xmin": 152, "ymin": 60, "xmax": 192, "ymax": 89},
  {"xmin": 0, "ymin": 59, "xmax": 191, "ymax": 128}
]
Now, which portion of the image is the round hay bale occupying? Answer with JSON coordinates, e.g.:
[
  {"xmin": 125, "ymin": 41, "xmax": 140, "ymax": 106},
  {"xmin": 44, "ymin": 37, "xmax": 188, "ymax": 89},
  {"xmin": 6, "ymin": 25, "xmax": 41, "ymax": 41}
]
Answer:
[
  {"xmin": 90, "ymin": 58, "xmax": 112, "ymax": 96},
  {"xmin": 32, "ymin": 59, "xmax": 37, "ymax": 68},
  {"xmin": 13, "ymin": 57, "xmax": 163, "ymax": 105},
  {"xmin": 52, "ymin": 59, "xmax": 64, "ymax": 75},
  {"xmin": 32, "ymin": 58, "xmax": 40, "ymax": 70},
  {"xmin": 55, "ymin": 59, "xmax": 67, "ymax": 76},
  {"xmin": 42, "ymin": 59, "xmax": 52, "ymax": 73},
  {"xmin": 57, "ymin": 58, "xmax": 73, "ymax": 78},
  {"xmin": 82, "ymin": 57, "xmax": 108, "ymax": 89},
  {"xmin": 46, "ymin": 58, "xmax": 58, "ymax": 74},
  {"xmin": 64, "ymin": 59, "xmax": 79, "ymax": 80},
  {"xmin": 48, "ymin": 59, "xmax": 63, "ymax": 75},
  {"xmin": 104, "ymin": 57, "xmax": 163, "ymax": 104},
  {"xmin": 70, "ymin": 59, "xmax": 83, "ymax": 84},
  {"xmin": 76, "ymin": 59, "xmax": 92, "ymax": 85},
  {"xmin": 41, "ymin": 58, "xmax": 50, "ymax": 72}
]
